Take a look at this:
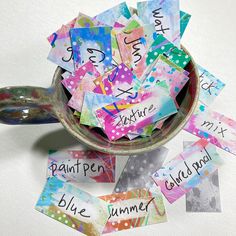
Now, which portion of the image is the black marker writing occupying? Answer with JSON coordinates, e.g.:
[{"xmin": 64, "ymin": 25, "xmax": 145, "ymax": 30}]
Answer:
[
  {"xmin": 62, "ymin": 47, "xmax": 73, "ymax": 62},
  {"xmin": 201, "ymin": 120, "xmax": 227, "ymax": 138},
  {"xmin": 58, "ymin": 194, "xmax": 90, "ymax": 218},
  {"xmin": 49, "ymin": 159, "xmax": 105, "ymax": 177},
  {"xmin": 108, "ymin": 197, "xmax": 155, "ymax": 220},
  {"xmin": 152, "ymin": 8, "xmax": 170, "ymax": 34},
  {"xmin": 115, "ymin": 104, "xmax": 156, "ymax": 127},
  {"xmin": 165, "ymin": 147, "xmax": 213, "ymax": 191},
  {"xmin": 115, "ymin": 87, "xmax": 134, "ymax": 98},
  {"xmin": 87, "ymin": 48, "xmax": 106, "ymax": 67},
  {"xmin": 124, "ymin": 37, "xmax": 143, "ymax": 66}
]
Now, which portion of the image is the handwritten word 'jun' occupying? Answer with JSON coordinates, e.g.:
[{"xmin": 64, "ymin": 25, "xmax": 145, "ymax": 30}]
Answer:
[{"xmin": 124, "ymin": 36, "xmax": 143, "ymax": 66}]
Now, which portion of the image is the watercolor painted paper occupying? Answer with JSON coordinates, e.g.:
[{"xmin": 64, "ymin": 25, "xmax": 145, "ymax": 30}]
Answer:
[
  {"xmin": 35, "ymin": 177, "xmax": 109, "ymax": 236},
  {"xmin": 47, "ymin": 18, "xmax": 76, "ymax": 46},
  {"xmin": 152, "ymin": 139, "xmax": 223, "ymax": 203},
  {"xmin": 48, "ymin": 150, "xmax": 116, "ymax": 183},
  {"xmin": 111, "ymin": 14, "xmax": 145, "ymax": 66},
  {"xmin": 198, "ymin": 65, "xmax": 225, "ymax": 106},
  {"xmin": 74, "ymin": 12, "xmax": 103, "ymax": 28},
  {"xmin": 137, "ymin": 0, "xmax": 180, "ymax": 47},
  {"xmin": 61, "ymin": 61, "xmax": 100, "ymax": 94},
  {"xmin": 68, "ymin": 73, "xmax": 96, "ymax": 112},
  {"xmin": 47, "ymin": 34, "xmax": 74, "ymax": 72},
  {"xmin": 94, "ymin": 2, "xmax": 131, "ymax": 26},
  {"xmin": 142, "ymin": 55, "xmax": 189, "ymax": 100},
  {"xmin": 113, "ymin": 147, "xmax": 168, "ymax": 193},
  {"xmin": 80, "ymin": 92, "xmax": 120, "ymax": 127},
  {"xmin": 180, "ymin": 11, "xmax": 191, "ymax": 37},
  {"xmin": 134, "ymin": 34, "xmax": 191, "ymax": 80},
  {"xmin": 116, "ymin": 24, "xmax": 156, "ymax": 69},
  {"xmin": 96, "ymin": 87, "xmax": 177, "ymax": 141},
  {"xmin": 70, "ymin": 27, "xmax": 113, "ymax": 73},
  {"xmin": 183, "ymin": 142, "xmax": 221, "ymax": 212},
  {"xmin": 99, "ymin": 188, "xmax": 167, "ymax": 233},
  {"xmin": 184, "ymin": 104, "xmax": 236, "ymax": 156},
  {"xmin": 93, "ymin": 63, "xmax": 140, "ymax": 99}
]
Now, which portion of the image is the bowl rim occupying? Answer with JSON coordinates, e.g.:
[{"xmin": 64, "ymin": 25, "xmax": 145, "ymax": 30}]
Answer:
[{"xmin": 52, "ymin": 46, "xmax": 200, "ymax": 155}]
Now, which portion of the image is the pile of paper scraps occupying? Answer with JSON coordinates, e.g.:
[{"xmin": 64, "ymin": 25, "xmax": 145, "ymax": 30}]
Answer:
[
  {"xmin": 47, "ymin": 1, "xmax": 192, "ymax": 141},
  {"xmin": 34, "ymin": 1, "xmax": 236, "ymax": 236}
]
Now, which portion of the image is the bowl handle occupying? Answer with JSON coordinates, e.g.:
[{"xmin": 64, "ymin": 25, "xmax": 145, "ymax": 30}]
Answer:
[{"xmin": 0, "ymin": 86, "xmax": 59, "ymax": 125}]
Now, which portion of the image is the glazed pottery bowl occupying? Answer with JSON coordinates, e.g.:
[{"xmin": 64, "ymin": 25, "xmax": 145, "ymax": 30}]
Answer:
[{"xmin": 0, "ymin": 47, "xmax": 199, "ymax": 155}]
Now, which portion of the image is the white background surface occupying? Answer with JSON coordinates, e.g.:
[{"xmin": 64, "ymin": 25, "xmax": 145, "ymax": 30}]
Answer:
[{"xmin": 0, "ymin": 0, "xmax": 236, "ymax": 235}]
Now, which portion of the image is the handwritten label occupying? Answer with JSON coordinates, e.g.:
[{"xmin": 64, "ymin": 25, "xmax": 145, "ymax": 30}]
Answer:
[
  {"xmin": 198, "ymin": 65, "xmax": 225, "ymax": 106},
  {"xmin": 113, "ymin": 147, "xmax": 168, "ymax": 193},
  {"xmin": 152, "ymin": 139, "xmax": 223, "ymax": 203},
  {"xmin": 96, "ymin": 87, "xmax": 177, "ymax": 141},
  {"xmin": 184, "ymin": 104, "xmax": 236, "ymax": 156},
  {"xmin": 47, "ymin": 35, "xmax": 74, "ymax": 72},
  {"xmin": 48, "ymin": 150, "xmax": 116, "ymax": 183},
  {"xmin": 99, "ymin": 188, "xmax": 167, "ymax": 233},
  {"xmin": 116, "ymin": 24, "xmax": 156, "ymax": 68},
  {"xmin": 183, "ymin": 142, "xmax": 222, "ymax": 212},
  {"xmin": 61, "ymin": 61, "xmax": 100, "ymax": 94},
  {"xmin": 137, "ymin": 0, "xmax": 180, "ymax": 47},
  {"xmin": 70, "ymin": 26, "xmax": 113, "ymax": 74},
  {"xmin": 35, "ymin": 177, "xmax": 109, "ymax": 236}
]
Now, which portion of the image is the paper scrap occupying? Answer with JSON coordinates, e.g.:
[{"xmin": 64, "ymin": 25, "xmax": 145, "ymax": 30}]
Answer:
[
  {"xmin": 142, "ymin": 55, "xmax": 189, "ymax": 102},
  {"xmin": 113, "ymin": 147, "xmax": 168, "ymax": 193},
  {"xmin": 94, "ymin": 2, "xmax": 131, "ymax": 26},
  {"xmin": 152, "ymin": 139, "xmax": 223, "ymax": 203},
  {"xmin": 198, "ymin": 65, "xmax": 225, "ymax": 106},
  {"xmin": 70, "ymin": 26, "xmax": 113, "ymax": 73},
  {"xmin": 61, "ymin": 61, "xmax": 100, "ymax": 94},
  {"xmin": 99, "ymin": 188, "xmax": 167, "ymax": 233},
  {"xmin": 116, "ymin": 24, "xmax": 156, "ymax": 69},
  {"xmin": 48, "ymin": 150, "xmax": 116, "ymax": 183},
  {"xmin": 111, "ymin": 15, "xmax": 144, "ymax": 66},
  {"xmin": 134, "ymin": 34, "xmax": 191, "ymax": 80},
  {"xmin": 80, "ymin": 92, "xmax": 120, "ymax": 127},
  {"xmin": 183, "ymin": 142, "xmax": 221, "ymax": 212},
  {"xmin": 93, "ymin": 63, "xmax": 140, "ymax": 99},
  {"xmin": 137, "ymin": 0, "xmax": 180, "ymax": 47},
  {"xmin": 68, "ymin": 73, "xmax": 96, "ymax": 112},
  {"xmin": 47, "ymin": 18, "xmax": 76, "ymax": 46},
  {"xmin": 74, "ymin": 12, "xmax": 103, "ymax": 28},
  {"xmin": 180, "ymin": 11, "xmax": 191, "ymax": 37},
  {"xmin": 47, "ymin": 32, "xmax": 74, "ymax": 72},
  {"xmin": 35, "ymin": 177, "xmax": 109, "ymax": 236},
  {"xmin": 96, "ymin": 87, "xmax": 177, "ymax": 141},
  {"xmin": 184, "ymin": 104, "xmax": 236, "ymax": 156}
]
